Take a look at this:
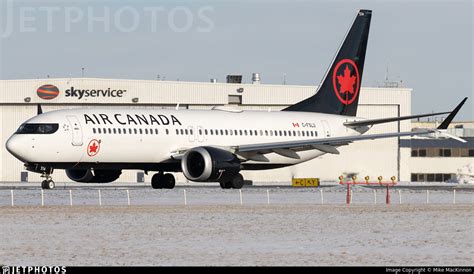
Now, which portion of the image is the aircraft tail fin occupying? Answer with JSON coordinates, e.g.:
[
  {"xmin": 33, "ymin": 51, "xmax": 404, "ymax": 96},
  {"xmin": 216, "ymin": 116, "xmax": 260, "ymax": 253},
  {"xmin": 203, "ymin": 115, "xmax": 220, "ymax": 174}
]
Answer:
[{"xmin": 282, "ymin": 9, "xmax": 372, "ymax": 116}]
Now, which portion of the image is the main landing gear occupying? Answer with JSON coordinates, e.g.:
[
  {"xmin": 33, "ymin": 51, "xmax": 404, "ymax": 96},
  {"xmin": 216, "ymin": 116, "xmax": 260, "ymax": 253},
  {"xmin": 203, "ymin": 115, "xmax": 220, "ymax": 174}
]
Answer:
[
  {"xmin": 151, "ymin": 172, "xmax": 176, "ymax": 189},
  {"xmin": 219, "ymin": 173, "xmax": 244, "ymax": 189},
  {"xmin": 41, "ymin": 174, "xmax": 55, "ymax": 190}
]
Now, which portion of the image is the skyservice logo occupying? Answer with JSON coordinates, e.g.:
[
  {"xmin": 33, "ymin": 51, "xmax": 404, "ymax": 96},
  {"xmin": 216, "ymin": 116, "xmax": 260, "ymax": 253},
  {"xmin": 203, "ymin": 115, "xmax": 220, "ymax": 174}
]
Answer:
[
  {"xmin": 36, "ymin": 85, "xmax": 127, "ymax": 100},
  {"xmin": 37, "ymin": 85, "xmax": 60, "ymax": 100}
]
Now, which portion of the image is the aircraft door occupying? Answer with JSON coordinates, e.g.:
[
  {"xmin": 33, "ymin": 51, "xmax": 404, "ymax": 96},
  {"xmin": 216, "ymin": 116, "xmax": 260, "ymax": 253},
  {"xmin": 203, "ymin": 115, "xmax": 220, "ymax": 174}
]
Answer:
[
  {"xmin": 321, "ymin": 120, "xmax": 331, "ymax": 137},
  {"xmin": 66, "ymin": 116, "xmax": 83, "ymax": 146},
  {"xmin": 197, "ymin": 126, "xmax": 204, "ymax": 142},
  {"xmin": 188, "ymin": 126, "xmax": 195, "ymax": 142}
]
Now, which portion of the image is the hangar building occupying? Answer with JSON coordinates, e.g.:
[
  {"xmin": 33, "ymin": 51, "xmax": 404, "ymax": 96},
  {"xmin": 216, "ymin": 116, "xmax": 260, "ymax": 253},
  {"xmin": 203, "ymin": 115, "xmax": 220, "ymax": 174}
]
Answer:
[{"xmin": 0, "ymin": 76, "xmax": 470, "ymax": 185}]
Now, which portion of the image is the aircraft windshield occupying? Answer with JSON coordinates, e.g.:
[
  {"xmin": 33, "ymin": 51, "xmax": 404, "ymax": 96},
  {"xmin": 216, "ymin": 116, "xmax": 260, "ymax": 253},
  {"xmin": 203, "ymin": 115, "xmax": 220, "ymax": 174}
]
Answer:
[{"xmin": 16, "ymin": 123, "xmax": 59, "ymax": 134}]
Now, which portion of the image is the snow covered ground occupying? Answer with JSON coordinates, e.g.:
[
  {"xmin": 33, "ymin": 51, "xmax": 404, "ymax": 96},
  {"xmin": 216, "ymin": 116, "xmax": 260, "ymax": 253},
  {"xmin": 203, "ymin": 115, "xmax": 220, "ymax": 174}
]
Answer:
[
  {"xmin": 0, "ymin": 204, "xmax": 472, "ymax": 266},
  {"xmin": 0, "ymin": 185, "xmax": 473, "ymax": 266}
]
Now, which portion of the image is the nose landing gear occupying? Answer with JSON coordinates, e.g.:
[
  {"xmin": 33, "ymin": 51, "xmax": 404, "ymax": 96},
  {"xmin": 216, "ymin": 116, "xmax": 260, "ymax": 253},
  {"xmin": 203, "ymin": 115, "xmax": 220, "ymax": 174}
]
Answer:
[{"xmin": 41, "ymin": 173, "xmax": 55, "ymax": 190}]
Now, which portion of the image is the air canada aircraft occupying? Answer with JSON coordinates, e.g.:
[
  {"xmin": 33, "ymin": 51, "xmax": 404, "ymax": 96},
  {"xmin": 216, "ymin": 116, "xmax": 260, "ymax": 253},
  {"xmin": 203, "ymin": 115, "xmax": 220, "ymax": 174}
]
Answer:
[{"xmin": 6, "ymin": 10, "xmax": 468, "ymax": 190}]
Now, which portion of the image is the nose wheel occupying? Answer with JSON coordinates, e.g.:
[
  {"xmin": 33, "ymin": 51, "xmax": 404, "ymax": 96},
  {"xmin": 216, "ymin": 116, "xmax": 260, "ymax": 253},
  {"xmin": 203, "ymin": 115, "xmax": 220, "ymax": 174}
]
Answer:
[
  {"xmin": 41, "ymin": 179, "xmax": 55, "ymax": 190},
  {"xmin": 40, "ymin": 172, "xmax": 55, "ymax": 190}
]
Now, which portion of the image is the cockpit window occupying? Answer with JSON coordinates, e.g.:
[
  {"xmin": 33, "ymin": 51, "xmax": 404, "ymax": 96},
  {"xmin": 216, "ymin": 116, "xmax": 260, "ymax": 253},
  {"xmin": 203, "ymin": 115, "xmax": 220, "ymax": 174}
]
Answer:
[{"xmin": 16, "ymin": 123, "xmax": 59, "ymax": 134}]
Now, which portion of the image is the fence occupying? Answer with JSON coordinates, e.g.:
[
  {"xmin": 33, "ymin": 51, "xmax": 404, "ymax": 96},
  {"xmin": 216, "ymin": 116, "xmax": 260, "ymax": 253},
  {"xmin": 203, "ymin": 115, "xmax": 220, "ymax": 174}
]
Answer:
[{"xmin": 1, "ymin": 187, "xmax": 472, "ymax": 207}]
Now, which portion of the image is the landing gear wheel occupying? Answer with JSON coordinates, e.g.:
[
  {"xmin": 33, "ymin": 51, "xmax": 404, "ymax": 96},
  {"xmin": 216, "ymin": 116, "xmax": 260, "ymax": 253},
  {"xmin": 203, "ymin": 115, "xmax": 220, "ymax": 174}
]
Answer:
[
  {"xmin": 163, "ymin": 174, "xmax": 176, "ymax": 189},
  {"xmin": 41, "ymin": 180, "xmax": 55, "ymax": 190},
  {"xmin": 231, "ymin": 173, "xmax": 244, "ymax": 189},
  {"xmin": 151, "ymin": 173, "xmax": 164, "ymax": 189},
  {"xmin": 219, "ymin": 181, "xmax": 232, "ymax": 189}
]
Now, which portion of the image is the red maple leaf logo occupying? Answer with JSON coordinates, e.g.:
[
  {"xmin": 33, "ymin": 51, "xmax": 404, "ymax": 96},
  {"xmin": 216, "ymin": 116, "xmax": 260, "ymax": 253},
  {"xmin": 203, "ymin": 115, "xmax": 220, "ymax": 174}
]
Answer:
[
  {"xmin": 336, "ymin": 65, "xmax": 356, "ymax": 95},
  {"xmin": 89, "ymin": 142, "xmax": 98, "ymax": 153}
]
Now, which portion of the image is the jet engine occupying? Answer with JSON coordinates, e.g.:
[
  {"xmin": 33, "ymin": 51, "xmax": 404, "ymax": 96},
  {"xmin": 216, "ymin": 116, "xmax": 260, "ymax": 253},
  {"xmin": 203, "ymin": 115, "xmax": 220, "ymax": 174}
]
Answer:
[
  {"xmin": 66, "ymin": 169, "xmax": 122, "ymax": 183},
  {"xmin": 181, "ymin": 147, "xmax": 241, "ymax": 182}
]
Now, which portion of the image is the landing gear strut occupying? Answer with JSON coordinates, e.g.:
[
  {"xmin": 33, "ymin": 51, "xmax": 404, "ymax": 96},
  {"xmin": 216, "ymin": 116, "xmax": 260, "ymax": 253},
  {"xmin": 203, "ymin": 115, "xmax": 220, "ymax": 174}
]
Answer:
[
  {"xmin": 40, "ymin": 173, "xmax": 55, "ymax": 190},
  {"xmin": 151, "ymin": 172, "xmax": 176, "ymax": 189},
  {"xmin": 220, "ymin": 173, "xmax": 244, "ymax": 189}
]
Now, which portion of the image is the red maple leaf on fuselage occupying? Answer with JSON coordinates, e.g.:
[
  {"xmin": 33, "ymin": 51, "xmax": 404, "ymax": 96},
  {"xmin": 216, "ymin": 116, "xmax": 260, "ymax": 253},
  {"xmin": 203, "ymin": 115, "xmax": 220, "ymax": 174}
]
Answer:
[
  {"xmin": 336, "ymin": 65, "xmax": 356, "ymax": 95},
  {"xmin": 89, "ymin": 142, "xmax": 98, "ymax": 153}
]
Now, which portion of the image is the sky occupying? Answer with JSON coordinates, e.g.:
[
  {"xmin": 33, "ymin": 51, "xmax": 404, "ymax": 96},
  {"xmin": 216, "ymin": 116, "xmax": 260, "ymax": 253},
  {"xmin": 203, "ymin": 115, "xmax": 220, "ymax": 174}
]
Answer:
[{"xmin": 0, "ymin": 0, "xmax": 472, "ymax": 120}]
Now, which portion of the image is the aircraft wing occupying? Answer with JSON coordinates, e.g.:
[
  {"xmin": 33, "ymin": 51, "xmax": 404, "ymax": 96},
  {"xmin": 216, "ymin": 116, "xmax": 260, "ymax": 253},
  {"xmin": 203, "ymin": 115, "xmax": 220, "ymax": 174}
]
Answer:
[{"xmin": 235, "ymin": 129, "xmax": 433, "ymax": 154}]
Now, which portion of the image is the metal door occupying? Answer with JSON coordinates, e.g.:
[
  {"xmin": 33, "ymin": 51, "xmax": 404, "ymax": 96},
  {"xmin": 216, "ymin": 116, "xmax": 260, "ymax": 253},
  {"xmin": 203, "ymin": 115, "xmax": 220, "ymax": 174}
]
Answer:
[
  {"xmin": 188, "ymin": 126, "xmax": 195, "ymax": 142},
  {"xmin": 321, "ymin": 120, "xmax": 331, "ymax": 137},
  {"xmin": 197, "ymin": 126, "xmax": 204, "ymax": 142},
  {"xmin": 66, "ymin": 116, "xmax": 83, "ymax": 146}
]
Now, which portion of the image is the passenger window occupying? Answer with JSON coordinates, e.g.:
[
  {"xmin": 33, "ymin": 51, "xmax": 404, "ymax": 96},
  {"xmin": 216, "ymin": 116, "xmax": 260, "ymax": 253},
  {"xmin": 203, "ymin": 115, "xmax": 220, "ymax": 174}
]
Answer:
[
  {"xmin": 315, "ymin": 131, "xmax": 318, "ymax": 137},
  {"xmin": 210, "ymin": 129, "xmax": 213, "ymax": 135},
  {"xmin": 139, "ymin": 129, "xmax": 143, "ymax": 134},
  {"xmin": 108, "ymin": 128, "xmax": 112, "ymax": 134},
  {"xmin": 225, "ymin": 129, "xmax": 228, "ymax": 135},
  {"xmin": 239, "ymin": 130, "xmax": 243, "ymax": 135},
  {"xmin": 234, "ymin": 130, "xmax": 238, "ymax": 135},
  {"xmin": 199, "ymin": 129, "xmax": 202, "ymax": 135},
  {"xmin": 145, "ymin": 129, "xmax": 149, "ymax": 134},
  {"xmin": 249, "ymin": 130, "xmax": 253, "ymax": 136},
  {"xmin": 220, "ymin": 129, "xmax": 223, "ymax": 135},
  {"xmin": 129, "ymin": 128, "xmax": 132, "ymax": 134},
  {"xmin": 176, "ymin": 129, "xmax": 179, "ymax": 135},
  {"xmin": 166, "ymin": 129, "xmax": 169, "ymax": 135},
  {"xmin": 134, "ymin": 128, "xmax": 138, "ymax": 134},
  {"xmin": 298, "ymin": 131, "xmax": 301, "ymax": 136},
  {"xmin": 180, "ymin": 129, "xmax": 184, "ymax": 135},
  {"xmin": 185, "ymin": 129, "xmax": 188, "ymax": 135},
  {"xmin": 244, "ymin": 130, "xmax": 248, "ymax": 136},
  {"xmin": 155, "ymin": 129, "xmax": 159, "ymax": 134},
  {"xmin": 190, "ymin": 129, "xmax": 193, "ymax": 135},
  {"xmin": 93, "ymin": 128, "xmax": 96, "ymax": 134}
]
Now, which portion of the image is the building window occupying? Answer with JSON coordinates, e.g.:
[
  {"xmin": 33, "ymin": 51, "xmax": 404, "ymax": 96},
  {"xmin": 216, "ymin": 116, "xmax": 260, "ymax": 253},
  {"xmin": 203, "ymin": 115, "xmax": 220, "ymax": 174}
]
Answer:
[
  {"xmin": 418, "ymin": 149, "xmax": 426, "ymax": 157},
  {"xmin": 469, "ymin": 149, "xmax": 474, "ymax": 157},
  {"xmin": 411, "ymin": 150, "xmax": 418, "ymax": 157},
  {"xmin": 411, "ymin": 173, "xmax": 418, "ymax": 182}
]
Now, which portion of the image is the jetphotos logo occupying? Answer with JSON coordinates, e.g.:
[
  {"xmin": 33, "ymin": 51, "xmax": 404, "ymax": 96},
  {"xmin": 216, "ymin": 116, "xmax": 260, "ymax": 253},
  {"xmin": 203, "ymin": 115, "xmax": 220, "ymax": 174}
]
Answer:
[{"xmin": 36, "ymin": 85, "xmax": 127, "ymax": 100}]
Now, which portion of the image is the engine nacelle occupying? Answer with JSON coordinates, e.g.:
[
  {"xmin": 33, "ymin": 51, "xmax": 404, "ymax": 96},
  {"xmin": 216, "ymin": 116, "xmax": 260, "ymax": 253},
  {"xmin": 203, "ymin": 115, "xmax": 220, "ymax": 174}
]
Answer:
[
  {"xmin": 66, "ymin": 169, "xmax": 122, "ymax": 183},
  {"xmin": 181, "ymin": 147, "xmax": 241, "ymax": 182}
]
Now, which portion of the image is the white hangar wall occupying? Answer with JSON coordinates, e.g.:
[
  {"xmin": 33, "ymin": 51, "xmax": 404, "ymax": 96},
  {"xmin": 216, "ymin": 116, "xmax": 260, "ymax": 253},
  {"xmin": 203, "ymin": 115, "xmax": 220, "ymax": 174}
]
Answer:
[{"xmin": 0, "ymin": 78, "xmax": 412, "ymax": 184}]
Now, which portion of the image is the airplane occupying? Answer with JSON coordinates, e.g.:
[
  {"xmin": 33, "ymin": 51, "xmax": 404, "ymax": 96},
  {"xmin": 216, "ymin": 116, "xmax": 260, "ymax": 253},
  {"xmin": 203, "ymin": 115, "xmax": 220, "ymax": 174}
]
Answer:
[{"xmin": 5, "ymin": 9, "xmax": 468, "ymax": 190}]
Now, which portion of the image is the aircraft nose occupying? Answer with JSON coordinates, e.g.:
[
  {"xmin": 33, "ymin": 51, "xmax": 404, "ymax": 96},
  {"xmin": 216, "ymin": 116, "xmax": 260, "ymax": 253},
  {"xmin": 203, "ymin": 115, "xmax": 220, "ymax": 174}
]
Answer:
[{"xmin": 6, "ymin": 135, "xmax": 27, "ymax": 162}]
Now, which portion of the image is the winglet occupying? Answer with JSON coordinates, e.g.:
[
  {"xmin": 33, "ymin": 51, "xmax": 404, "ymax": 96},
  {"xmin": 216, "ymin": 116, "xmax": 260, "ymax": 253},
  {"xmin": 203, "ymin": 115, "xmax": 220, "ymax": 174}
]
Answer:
[{"xmin": 437, "ymin": 97, "xmax": 468, "ymax": 129}]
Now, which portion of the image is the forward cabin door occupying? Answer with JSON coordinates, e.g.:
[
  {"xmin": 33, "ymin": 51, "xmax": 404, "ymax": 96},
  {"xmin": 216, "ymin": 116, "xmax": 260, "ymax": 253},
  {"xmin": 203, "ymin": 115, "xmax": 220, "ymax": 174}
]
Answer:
[{"xmin": 66, "ymin": 116, "xmax": 83, "ymax": 146}]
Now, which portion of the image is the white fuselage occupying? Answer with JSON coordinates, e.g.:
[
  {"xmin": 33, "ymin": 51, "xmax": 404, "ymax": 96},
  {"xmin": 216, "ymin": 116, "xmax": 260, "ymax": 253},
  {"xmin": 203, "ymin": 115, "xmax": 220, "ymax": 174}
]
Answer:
[{"xmin": 6, "ymin": 107, "xmax": 365, "ymax": 169}]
